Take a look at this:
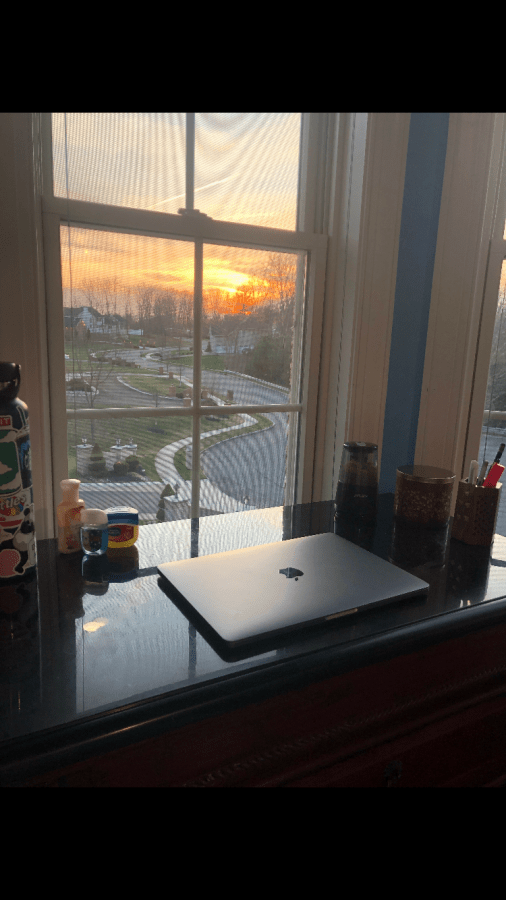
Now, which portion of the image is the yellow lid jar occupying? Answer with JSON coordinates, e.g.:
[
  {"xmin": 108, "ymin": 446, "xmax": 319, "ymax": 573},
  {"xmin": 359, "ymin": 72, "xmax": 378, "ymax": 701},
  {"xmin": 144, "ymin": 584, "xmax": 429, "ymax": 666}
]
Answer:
[{"xmin": 105, "ymin": 506, "xmax": 139, "ymax": 548}]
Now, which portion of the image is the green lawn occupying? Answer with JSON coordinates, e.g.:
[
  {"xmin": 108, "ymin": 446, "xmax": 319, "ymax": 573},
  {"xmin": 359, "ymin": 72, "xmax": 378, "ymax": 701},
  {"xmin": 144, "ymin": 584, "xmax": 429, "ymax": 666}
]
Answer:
[
  {"xmin": 120, "ymin": 372, "xmax": 231, "ymax": 405},
  {"xmin": 165, "ymin": 354, "xmax": 225, "ymax": 371},
  {"xmin": 67, "ymin": 410, "xmax": 243, "ymax": 481},
  {"xmin": 68, "ymin": 408, "xmax": 274, "ymax": 482},
  {"xmin": 120, "ymin": 373, "xmax": 183, "ymax": 394},
  {"xmin": 65, "ymin": 348, "xmax": 274, "ymax": 482}
]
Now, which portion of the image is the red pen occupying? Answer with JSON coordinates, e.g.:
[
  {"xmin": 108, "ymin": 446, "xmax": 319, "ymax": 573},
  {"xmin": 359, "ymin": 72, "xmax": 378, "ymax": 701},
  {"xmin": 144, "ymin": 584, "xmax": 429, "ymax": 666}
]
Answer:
[{"xmin": 482, "ymin": 463, "xmax": 505, "ymax": 488}]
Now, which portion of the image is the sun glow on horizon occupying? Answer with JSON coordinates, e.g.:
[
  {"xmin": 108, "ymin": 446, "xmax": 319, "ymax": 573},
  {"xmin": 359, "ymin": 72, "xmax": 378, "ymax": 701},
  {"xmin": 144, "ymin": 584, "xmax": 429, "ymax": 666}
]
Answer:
[{"xmin": 55, "ymin": 113, "xmax": 302, "ymax": 316}]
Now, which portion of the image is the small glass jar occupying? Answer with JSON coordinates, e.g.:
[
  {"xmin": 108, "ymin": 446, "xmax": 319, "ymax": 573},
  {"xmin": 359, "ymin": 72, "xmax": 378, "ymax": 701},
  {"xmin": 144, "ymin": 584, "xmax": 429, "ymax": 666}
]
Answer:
[{"xmin": 80, "ymin": 508, "xmax": 109, "ymax": 556}]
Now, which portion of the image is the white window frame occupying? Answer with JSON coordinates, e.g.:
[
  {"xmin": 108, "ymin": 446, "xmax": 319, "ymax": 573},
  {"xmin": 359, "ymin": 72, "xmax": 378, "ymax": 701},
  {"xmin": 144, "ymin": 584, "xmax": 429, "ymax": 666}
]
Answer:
[
  {"xmin": 1, "ymin": 112, "xmax": 415, "ymax": 539},
  {"xmin": 40, "ymin": 113, "xmax": 329, "ymax": 528},
  {"xmin": 414, "ymin": 113, "xmax": 506, "ymax": 504}
]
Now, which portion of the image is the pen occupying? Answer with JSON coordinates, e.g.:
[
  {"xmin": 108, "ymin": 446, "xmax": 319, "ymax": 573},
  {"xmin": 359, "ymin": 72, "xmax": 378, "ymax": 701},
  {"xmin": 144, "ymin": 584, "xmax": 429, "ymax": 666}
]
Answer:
[
  {"xmin": 478, "ymin": 461, "xmax": 489, "ymax": 487},
  {"xmin": 493, "ymin": 443, "xmax": 506, "ymax": 465}
]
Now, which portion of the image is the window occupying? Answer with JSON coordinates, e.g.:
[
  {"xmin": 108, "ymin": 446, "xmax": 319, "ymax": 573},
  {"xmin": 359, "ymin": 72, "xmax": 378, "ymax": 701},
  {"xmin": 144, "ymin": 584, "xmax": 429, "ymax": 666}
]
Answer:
[
  {"xmin": 411, "ymin": 113, "xmax": 506, "ymax": 510},
  {"xmin": 461, "ymin": 119, "xmax": 506, "ymax": 533},
  {"xmin": 1, "ymin": 113, "xmax": 420, "ymax": 540},
  {"xmin": 41, "ymin": 114, "xmax": 328, "ymax": 525}
]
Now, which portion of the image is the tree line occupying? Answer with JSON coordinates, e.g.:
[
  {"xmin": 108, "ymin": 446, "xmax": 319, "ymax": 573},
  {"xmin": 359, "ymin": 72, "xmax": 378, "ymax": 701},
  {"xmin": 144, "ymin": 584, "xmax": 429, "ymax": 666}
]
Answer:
[{"xmin": 66, "ymin": 252, "xmax": 301, "ymax": 389}]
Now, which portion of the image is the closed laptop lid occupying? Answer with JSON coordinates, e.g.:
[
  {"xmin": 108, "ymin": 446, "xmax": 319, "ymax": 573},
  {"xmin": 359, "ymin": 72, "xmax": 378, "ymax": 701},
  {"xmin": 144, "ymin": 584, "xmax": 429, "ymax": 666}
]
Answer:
[{"xmin": 157, "ymin": 531, "xmax": 429, "ymax": 648}]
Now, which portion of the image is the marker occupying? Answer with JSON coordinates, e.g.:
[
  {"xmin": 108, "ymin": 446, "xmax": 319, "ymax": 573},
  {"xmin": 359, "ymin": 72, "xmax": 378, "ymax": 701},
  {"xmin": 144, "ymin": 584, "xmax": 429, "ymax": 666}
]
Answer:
[
  {"xmin": 478, "ymin": 460, "xmax": 489, "ymax": 487},
  {"xmin": 483, "ymin": 463, "xmax": 505, "ymax": 489},
  {"xmin": 468, "ymin": 460, "xmax": 479, "ymax": 485}
]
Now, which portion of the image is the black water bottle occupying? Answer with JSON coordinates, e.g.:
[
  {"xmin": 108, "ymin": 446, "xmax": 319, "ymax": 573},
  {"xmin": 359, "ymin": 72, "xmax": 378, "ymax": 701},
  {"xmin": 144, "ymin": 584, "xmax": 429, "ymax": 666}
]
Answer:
[{"xmin": 0, "ymin": 363, "xmax": 36, "ymax": 582}]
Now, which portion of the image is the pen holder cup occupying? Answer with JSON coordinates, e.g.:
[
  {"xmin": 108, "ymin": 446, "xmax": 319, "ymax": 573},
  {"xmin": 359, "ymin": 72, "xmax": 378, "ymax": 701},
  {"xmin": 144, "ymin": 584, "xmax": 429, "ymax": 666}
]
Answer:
[{"xmin": 451, "ymin": 480, "xmax": 502, "ymax": 546}]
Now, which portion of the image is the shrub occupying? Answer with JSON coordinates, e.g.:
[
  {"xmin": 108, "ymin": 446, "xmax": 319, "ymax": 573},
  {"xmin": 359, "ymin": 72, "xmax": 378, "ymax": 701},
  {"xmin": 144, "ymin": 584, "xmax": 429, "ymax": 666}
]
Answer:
[
  {"xmin": 157, "ymin": 483, "xmax": 175, "ymax": 522},
  {"xmin": 88, "ymin": 443, "xmax": 107, "ymax": 475},
  {"xmin": 124, "ymin": 454, "xmax": 141, "ymax": 471},
  {"xmin": 113, "ymin": 461, "xmax": 128, "ymax": 476}
]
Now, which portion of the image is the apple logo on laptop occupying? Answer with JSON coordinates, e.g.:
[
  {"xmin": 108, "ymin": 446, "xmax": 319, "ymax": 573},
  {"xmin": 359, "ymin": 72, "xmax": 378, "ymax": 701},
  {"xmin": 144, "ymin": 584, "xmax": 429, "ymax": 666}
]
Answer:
[{"xmin": 279, "ymin": 567, "xmax": 304, "ymax": 580}]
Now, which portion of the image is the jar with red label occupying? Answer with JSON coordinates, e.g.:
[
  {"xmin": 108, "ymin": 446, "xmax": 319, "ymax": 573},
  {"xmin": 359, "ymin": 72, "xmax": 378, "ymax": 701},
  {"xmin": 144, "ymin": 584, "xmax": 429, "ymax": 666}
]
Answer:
[{"xmin": 105, "ymin": 507, "xmax": 139, "ymax": 548}]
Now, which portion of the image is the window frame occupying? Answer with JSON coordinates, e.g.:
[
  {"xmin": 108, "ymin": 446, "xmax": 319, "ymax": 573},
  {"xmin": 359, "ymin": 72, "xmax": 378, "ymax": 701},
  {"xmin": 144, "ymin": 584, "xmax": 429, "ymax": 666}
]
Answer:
[
  {"xmin": 39, "ymin": 113, "xmax": 329, "ymax": 526},
  {"xmin": 2, "ymin": 112, "xmax": 414, "ymax": 540},
  {"xmin": 414, "ymin": 113, "xmax": 506, "ymax": 502}
]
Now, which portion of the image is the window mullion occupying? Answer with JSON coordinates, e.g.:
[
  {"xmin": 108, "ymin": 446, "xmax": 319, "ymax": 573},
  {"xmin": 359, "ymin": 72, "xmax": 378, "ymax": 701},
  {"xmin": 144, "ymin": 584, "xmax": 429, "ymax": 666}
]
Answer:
[
  {"xmin": 185, "ymin": 113, "xmax": 195, "ymax": 213},
  {"xmin": 191, "ymin": 240, "xmax": 203, "ymax": 519}
]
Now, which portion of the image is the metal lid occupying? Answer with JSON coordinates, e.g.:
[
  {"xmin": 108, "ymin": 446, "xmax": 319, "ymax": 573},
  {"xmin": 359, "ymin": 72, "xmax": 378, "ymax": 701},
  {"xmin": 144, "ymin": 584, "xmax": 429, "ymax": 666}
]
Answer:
[
  {"xmin": 396, "ymin": 465, "xmax": 455, "ymax": 484},
  {"xmin": 105, "ymin": 506, "xmax": 139, "ymax": 523},
  {"xmin": 343, "ymin": 442, "xmax": 378, "ymax": 453}
]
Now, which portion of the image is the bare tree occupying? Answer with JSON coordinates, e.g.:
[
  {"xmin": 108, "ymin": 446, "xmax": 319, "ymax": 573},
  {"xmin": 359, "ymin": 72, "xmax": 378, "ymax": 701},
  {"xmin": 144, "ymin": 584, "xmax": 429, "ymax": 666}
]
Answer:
[{"xmin": 66, "ymin": 327, "xmax": 117, "ymax": 441}]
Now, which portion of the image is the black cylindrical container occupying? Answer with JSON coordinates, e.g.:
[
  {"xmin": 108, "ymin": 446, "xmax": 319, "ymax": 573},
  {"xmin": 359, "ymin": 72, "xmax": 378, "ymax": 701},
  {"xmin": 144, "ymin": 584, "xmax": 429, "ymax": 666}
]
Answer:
[
  {"xmin": 0, "ymin": 363, "xmax": 36, "ymax": 582},
  {"xmin": 334, "ymin": 442, "xmax": 379, "ymax": 524}
]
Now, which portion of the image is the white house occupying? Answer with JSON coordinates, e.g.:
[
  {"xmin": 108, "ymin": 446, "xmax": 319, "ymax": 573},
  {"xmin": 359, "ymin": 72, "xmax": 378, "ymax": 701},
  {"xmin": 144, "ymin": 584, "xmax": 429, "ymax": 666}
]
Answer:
[{"xmin": 63, "ymin": 306, "xmax": 127, "ymax": 335}]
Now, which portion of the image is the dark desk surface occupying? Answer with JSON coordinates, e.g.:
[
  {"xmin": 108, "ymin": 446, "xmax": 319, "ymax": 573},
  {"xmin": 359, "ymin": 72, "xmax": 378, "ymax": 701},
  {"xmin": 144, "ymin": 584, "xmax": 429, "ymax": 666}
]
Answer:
[{"xmin": 2, "ymin": 494, "xmax": 506, "ymax": 782}]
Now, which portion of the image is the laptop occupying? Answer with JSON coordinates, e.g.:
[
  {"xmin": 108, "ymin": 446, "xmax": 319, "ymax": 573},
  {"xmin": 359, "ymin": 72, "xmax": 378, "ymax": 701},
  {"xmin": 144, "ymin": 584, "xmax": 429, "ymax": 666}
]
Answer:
[{"xmin": 157, "ymin": 531, "xmax": 429, "ymax": 649}]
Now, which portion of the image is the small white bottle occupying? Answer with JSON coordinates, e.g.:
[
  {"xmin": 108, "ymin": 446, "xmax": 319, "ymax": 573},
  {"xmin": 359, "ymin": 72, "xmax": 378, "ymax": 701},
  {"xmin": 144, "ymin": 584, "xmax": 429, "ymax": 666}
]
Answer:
[{"xmin": 80, "ymin": 508, "xmax": 109, "ymax": 556}]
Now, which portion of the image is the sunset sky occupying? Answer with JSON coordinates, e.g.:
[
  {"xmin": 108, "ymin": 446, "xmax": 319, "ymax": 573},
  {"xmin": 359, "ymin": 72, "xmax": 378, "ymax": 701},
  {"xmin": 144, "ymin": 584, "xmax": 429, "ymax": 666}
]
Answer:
[{"xmin": 53, "ymin": 113, "xmax": 301, "ymax": 309}]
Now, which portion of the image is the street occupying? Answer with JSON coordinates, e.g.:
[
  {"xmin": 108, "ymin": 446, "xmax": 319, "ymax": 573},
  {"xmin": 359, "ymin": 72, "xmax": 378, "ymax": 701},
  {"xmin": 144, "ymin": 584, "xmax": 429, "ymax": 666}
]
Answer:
[{"xmin": 72, "ymin": 347, "xmax": 291, "ymax": 518}]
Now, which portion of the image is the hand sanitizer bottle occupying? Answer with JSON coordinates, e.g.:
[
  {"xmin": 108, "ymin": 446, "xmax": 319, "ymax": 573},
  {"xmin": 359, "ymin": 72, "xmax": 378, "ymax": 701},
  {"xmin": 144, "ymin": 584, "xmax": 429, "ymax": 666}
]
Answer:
[{"xmin": 57, "ymin": 479, "xmax": 85, "ymax": 553}]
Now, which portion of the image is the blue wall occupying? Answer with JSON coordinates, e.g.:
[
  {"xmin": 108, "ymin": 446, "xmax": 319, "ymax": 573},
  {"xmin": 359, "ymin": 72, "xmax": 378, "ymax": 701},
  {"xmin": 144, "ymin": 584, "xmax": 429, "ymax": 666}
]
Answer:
[{"xmin": 379, "ymin": 113, "xmax": 450, "ymax": 492}]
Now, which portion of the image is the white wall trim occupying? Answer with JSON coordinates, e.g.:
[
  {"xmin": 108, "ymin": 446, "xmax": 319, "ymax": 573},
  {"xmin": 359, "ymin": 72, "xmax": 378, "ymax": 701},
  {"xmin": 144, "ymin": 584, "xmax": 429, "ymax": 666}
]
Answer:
[
  {"xmin": 322, "ymin": 113, "xmax": 410, "ymax": 496},
  {"xmin": 414, "ymin": 113, "xmax": 506, "ymax": 500},
  {"xmin": 312, "ymin": 113, "xmax": 412, "ymax": 500},
  {"xmin": 0, "ymin": 113, "xmax": 54, "ymax": 539}
]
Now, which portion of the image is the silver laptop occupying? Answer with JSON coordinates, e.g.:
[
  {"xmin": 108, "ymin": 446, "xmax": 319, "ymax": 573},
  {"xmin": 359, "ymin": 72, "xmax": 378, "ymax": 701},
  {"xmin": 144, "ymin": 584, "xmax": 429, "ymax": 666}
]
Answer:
[{"xmin": 157, "ymin": 532, "xmax": 429, "ymax": 648}]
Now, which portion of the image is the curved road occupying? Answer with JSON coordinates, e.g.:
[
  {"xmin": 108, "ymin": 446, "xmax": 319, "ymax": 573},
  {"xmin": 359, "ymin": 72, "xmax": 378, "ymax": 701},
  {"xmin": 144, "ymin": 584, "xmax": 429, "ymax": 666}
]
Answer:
[{"xmin": 72, "ymin": 347, "xmax": 290, "ymax": 511}]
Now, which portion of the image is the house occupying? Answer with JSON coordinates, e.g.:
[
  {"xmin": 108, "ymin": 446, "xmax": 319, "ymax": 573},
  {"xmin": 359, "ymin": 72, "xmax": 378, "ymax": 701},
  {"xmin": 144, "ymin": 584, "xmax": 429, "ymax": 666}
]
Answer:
[{"xmin": 63, "ymin": 306, "xmax": 127, "ymax": 335}]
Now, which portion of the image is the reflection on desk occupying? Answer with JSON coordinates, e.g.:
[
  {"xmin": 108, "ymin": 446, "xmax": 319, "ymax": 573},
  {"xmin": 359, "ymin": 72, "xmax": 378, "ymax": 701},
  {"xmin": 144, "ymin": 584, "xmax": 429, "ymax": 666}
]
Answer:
[{"xmin": 2, "ymin": 494, "xmax": 506, "ymax": 769}]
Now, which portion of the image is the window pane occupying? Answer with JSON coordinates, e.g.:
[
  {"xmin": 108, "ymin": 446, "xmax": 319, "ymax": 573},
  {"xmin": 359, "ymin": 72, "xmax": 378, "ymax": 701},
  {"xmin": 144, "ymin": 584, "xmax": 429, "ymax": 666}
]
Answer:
[
  {"xmin": 61, "ymin": 226, "xmax": 195, "ymax": 404},
  {"xmin": 202, "ymin": 244, "xmax": 306, "ymax": 406},
  {"xmin": 52, "ymin": 113, "xmax": 186, "ymax": 214},
  {"xmin": 51, "ymin": 113, "xmax": 301, "ymax": 231},
  {"xmin": 481, "ymin": 258, "xmax": 506, "ymax": 535},
  {"xmin": 195, "ymin": 113, "xmax": 301, "ymax": 230},
  {"xmin": 198, "ymin": 411, "xmax": 296, "ymax": 513},
  {"xmin": 62, "ymin": 226, "xmax": 196, "ymax": 522},
  {"xmin": 73, "ymin": 421, "xmax": 218, "ymax": 523}
]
